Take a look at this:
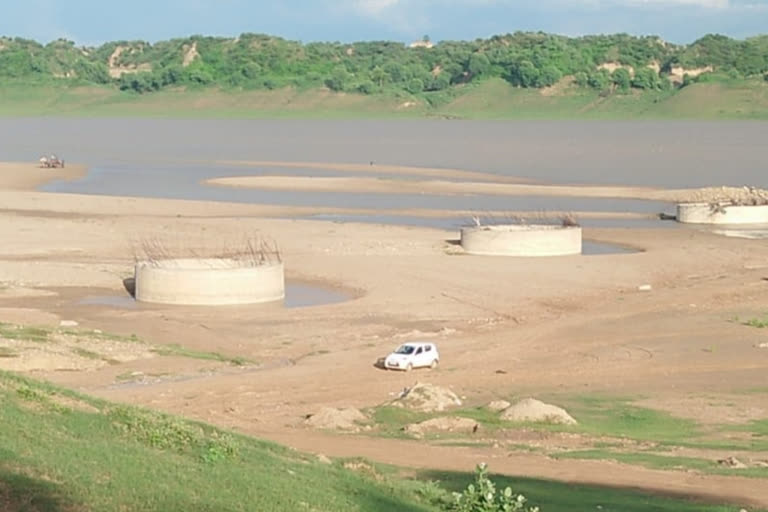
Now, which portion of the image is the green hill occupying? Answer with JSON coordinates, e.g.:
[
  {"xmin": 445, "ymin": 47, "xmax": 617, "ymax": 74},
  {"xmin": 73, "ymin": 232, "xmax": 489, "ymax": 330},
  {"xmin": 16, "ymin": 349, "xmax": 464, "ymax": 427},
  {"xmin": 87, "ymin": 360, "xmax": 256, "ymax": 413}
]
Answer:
[{"xmin": 0, "ymin": 32, "xmax": 767, "ymax": 118}]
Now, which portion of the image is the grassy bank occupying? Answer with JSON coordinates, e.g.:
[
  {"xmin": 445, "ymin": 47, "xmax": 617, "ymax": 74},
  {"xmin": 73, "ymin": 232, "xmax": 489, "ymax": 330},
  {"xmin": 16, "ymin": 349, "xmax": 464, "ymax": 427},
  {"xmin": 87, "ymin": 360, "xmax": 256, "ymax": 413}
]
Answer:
[
  {"xmin": 0, "ymin": 83, "xmax": 417, "ymax": 119},
  {"xmin": 438, "ymin": 78, "xmax": 768, "ymax": 120},
  {"xmin": 0, "ymin": 371, "xmax": 761, "ymax": 511},
  {"xmin": 1, "ymin": 78, "xmax": 767, "ymax": 120}
]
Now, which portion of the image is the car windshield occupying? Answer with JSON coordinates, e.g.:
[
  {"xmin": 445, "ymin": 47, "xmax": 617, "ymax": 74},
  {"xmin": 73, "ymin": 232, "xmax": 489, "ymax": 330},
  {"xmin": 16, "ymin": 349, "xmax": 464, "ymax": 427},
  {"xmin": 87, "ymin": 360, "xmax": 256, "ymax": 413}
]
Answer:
[{"xmin": 395, "ymin": 345, "xmax": 416, "ymax": 355}]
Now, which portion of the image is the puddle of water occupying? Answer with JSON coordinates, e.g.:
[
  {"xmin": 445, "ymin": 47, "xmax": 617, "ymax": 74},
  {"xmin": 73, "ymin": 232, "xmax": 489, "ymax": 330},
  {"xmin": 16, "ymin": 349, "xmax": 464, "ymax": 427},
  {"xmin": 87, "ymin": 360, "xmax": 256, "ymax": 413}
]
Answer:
[
  {"xmin": 711, "ymin": 230, "xmax": 768, "ymax": 240},
  {"xmin": 582, "ymin": 241, "xmax": 639, "ymax": 255},
  {"xmin": 302, "ymin": 215, "xmax": 644, "ymax": 255},
  {"xmin": 79, "ymin": 295, "xmax": 139, "ymax": 309},
  {"xmin": 78, "ymin": 282, "xmax": 353, "ymax": 309},
  {"xmin": 284, "ymin": 283, "xmax": 351, "ymax": 309},
  {"xmin": 693, "ymin": 223, "xmax": 768, "ymax": 240},
  {"xmin": 301, "ymin": 214, "xmax": 675, "ymax": 230}
]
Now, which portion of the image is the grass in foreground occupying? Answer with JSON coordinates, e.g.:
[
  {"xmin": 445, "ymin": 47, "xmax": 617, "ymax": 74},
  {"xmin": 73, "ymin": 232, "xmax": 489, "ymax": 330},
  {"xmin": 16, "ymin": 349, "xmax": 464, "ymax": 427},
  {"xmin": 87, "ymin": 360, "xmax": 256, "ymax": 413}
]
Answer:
[
  {"xmin": 0, "ymin": 371, "xmax": 434, "ymax": 512},
  {"xmin": 0, "ymin": 371, "xmax": 758, "ymax": 512}
]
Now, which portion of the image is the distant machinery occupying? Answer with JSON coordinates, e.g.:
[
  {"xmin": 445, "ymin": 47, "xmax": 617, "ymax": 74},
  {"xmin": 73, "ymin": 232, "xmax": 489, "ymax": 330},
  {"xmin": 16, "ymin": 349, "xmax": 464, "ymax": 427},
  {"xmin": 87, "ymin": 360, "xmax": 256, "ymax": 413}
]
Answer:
[{"xmin": 39, "ymin": 155, "xmax": 65, "ymax": 168}]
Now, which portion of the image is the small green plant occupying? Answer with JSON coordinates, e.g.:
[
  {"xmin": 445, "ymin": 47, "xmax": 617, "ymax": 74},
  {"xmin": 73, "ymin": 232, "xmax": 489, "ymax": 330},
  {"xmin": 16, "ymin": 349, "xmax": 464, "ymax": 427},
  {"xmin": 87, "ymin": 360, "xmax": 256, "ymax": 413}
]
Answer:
[
  {"xmin": 743, "ymin": 314, "xmax": 768, "ymax": 328},
  {"xmin": 415, "ymin": 479, "xmax": 452, "ymax": 508},
  {"xmin": 453, "ymin": 464, "xmax": 539, "ymax": 512}
]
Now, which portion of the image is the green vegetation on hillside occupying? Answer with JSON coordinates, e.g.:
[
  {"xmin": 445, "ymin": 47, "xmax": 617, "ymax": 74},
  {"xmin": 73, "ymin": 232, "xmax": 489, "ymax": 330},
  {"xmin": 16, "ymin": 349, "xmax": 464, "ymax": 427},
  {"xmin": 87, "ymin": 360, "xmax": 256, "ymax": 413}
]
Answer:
[
  {"xmin": 1, "ymin": 32, "xmax": 767, "ymax": 98},
  {"xmin": 1, "ymin": 31, "xmax": 768, "ymax": 118}
]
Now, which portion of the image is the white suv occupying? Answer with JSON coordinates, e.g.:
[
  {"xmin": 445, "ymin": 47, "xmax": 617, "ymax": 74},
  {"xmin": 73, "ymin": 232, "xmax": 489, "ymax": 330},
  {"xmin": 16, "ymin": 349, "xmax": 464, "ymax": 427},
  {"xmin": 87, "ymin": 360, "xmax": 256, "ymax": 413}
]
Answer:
[{"xmin": 384, "ymin": 342, "xmax": 439, "ymax": 371}]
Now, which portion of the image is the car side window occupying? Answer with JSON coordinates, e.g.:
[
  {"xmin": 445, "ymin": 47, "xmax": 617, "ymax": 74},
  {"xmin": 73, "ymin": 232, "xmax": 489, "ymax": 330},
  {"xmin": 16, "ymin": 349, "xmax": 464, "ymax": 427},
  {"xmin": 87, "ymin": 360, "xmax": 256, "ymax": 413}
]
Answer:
[
  {"xmin": 416, "ymin": 347, "xmax": 423, "ymax": 355},
  {"xmin": 425, "ymin": 346, "xmax": 432, "ymax": 352}
]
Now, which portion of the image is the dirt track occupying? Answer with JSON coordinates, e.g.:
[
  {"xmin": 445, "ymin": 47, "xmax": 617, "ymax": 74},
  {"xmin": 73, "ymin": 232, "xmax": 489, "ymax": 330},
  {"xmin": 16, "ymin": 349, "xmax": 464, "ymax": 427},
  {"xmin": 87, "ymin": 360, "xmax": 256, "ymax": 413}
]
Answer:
[{"xmin": 1, "ymin": 161, "xmax": 768, "ymax": 508}]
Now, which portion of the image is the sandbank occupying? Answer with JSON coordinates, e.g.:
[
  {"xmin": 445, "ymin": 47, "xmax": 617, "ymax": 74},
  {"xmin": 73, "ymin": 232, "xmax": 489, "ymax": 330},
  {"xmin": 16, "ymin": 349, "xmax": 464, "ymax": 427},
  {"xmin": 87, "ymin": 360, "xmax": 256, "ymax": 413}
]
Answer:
[
  {"xmin": 207, "ymin": 163, "xmax": 768, "ymax": 206},
  {"xmin": 0, "ymin": 161, "xmax": 87, "ymax": 190},
  {"xmin": 207, "ymin": 175, "xmax": 663, "ymax": 199},
  {"xmin": 217, "ymin": 159, "xmax": 527, "ymax": 182}
]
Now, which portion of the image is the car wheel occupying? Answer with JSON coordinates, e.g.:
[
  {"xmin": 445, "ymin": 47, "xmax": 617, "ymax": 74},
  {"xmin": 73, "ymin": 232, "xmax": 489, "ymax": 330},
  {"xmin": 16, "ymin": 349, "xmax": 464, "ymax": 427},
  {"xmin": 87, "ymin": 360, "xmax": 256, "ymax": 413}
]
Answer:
[
  {"xmin": 405, "ymin": 363, "xmax": 413, "ymax": 372},
  {"xmin": 430, "ymin": 359, "xmax": 439, "ymax": 369}
]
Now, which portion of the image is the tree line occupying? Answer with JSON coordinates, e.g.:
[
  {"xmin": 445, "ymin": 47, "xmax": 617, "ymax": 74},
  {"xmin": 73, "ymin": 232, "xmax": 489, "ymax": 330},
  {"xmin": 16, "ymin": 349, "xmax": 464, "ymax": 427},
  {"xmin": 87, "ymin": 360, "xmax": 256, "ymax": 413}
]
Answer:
[{"xmin": 0, "ymin": 32, "xmax": 766, "ymax": 96}]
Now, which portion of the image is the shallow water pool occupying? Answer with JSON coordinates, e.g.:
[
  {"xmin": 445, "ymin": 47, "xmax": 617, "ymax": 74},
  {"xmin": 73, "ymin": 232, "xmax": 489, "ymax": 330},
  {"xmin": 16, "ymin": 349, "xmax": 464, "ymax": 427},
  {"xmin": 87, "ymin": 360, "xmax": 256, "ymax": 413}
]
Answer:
[{"xmin": 77, "ymin": 282, "xmax": 354, "ymax": 310}]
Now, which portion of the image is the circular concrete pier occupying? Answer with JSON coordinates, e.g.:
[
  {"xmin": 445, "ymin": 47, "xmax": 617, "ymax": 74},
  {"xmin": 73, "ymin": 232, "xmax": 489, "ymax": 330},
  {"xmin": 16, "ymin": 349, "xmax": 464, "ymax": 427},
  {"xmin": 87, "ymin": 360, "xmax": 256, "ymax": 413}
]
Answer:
[
  {"xmin": 460, "ymin": 225, "xmax": 582, "ymax": 257},
  {"xmin": 677, "ymin": 203, "xmax": 768, "ymax": 225},
  {"xmin": 134, "ymin": 258, "xmax": 285, "ymax": 306}
]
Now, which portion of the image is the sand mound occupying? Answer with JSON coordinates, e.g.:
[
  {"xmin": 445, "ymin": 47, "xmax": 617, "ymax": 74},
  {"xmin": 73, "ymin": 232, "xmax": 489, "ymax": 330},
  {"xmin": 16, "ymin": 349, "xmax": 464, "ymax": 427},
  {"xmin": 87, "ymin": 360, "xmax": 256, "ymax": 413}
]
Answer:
[
  {"xmin": 675, "ymin": 186, "xmax": 768, "ymax": 206},
  {"xmin": 500, "ymin": 398, "xmax": 577, "ymax": 425},
  {"xmin": 390, "ymin": 382, "xmax": 462, "ymax": 412},
  {"xmin": 487, "ymin": 400, "xmax": 511, "ymax": 412},
  {"xmin": 304, "ymin": 407, "xmax": 367, "ymax": 431},
  {"xmin": 404, "ymin": 416, "xmax": 478, "ymax": 437}
]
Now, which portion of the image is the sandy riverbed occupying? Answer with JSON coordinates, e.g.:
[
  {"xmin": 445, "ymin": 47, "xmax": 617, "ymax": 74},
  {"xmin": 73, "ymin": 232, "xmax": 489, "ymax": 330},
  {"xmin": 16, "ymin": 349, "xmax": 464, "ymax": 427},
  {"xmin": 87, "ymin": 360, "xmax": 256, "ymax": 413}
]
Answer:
[
  {"xmin": 2, "ymin": 160, "xmax": 768, "ymax": 506},
  {"xmin": 208, "ymin": 171, "xmax": 767, "ymax": 205}
]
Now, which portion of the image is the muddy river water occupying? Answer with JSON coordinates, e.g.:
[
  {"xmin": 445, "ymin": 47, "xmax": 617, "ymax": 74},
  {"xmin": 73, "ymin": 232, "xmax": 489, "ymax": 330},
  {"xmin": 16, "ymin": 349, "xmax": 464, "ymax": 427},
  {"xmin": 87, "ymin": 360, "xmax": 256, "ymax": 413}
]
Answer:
[{"xmin": 2, "ymin": 118, "xmax": 765, "ymax": 222}]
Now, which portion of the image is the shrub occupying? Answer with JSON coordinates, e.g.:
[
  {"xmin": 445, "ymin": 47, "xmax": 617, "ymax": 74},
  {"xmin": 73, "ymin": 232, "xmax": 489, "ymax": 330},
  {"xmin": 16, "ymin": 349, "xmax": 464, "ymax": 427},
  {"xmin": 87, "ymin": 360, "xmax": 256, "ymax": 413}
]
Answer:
[
  {"xmin": 357, "ymin": 80, "xmax": 377, "ymax": 94},
  {"xmin": 452, "ymin": 464, "xmax": 540, "ymax": 512},
  {"xmin": 406, "ymin": 77, "xmax": 425, "ymax": 94},
  {"xmin": 611, "ymin": 68, "xmax": 631, "ymax": 91}
]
